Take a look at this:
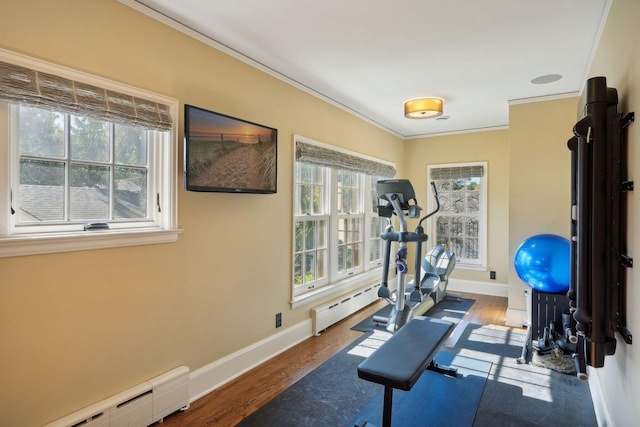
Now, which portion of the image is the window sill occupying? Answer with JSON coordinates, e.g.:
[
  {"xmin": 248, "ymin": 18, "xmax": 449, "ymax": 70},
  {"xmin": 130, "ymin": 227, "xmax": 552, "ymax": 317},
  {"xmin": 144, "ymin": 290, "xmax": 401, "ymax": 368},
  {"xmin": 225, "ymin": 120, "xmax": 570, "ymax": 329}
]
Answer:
[{"xmin": 0, "ymin": 228, "xmax": 182, "ymax": 258}]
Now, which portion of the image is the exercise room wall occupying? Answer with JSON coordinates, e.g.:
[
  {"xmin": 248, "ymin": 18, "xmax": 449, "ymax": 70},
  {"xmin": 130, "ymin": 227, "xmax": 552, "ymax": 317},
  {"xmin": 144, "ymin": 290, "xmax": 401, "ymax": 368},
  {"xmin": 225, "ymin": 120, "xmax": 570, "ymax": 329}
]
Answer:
[
  {"xmin": 583, "ymin": 0, "xmax": 640, "ymax": 424},
  {"xmin": 0, "ymin": 1, "xmax": 404, "ymax": 425},
  {"xmin": 404, "ymin": 130, "xmax": 510, "ymax": 289},
  {"xmin": 507, "ymin": 96, "xmax": 578, "ymax": 312}
]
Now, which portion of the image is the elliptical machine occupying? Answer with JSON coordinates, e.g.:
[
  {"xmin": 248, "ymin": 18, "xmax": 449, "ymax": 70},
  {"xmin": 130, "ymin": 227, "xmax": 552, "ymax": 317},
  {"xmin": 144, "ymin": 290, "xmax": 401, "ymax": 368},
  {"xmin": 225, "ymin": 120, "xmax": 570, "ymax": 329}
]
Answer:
[{"xmin": 373, "ymin": 179, "xmax": 456, "ymax": 333}]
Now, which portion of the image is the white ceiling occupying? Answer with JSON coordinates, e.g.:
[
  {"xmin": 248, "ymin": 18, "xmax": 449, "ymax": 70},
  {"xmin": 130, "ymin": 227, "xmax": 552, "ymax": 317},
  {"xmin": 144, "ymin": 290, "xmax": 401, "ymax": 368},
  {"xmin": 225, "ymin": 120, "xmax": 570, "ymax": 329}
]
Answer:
[{"xmin": 130, "ymin": 0, "xmax": 609, "ymax": 138}]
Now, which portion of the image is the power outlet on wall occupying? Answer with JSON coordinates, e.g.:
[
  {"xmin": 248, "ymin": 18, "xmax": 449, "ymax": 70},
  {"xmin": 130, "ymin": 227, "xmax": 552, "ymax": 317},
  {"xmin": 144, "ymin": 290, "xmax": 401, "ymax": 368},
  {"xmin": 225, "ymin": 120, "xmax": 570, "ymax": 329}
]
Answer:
[
  {"xmin": 490, "ymin": 271, "xmax": 496, "ymax": 280},
  {"xmin": 275, "ymin": 312, "xmax": 282, "ymax": 328}
]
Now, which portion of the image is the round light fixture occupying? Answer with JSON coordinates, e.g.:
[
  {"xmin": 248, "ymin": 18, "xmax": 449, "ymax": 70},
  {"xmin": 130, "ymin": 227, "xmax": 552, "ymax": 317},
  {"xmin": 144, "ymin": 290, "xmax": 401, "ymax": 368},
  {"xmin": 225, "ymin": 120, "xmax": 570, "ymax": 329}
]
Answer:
[
  {"xmin": 531, "ymin": 74, "xmax": 562, "ymax": 85},
  {"xmin": 404, "ymin": 97, "xmax": 443, "ymax": 119}
]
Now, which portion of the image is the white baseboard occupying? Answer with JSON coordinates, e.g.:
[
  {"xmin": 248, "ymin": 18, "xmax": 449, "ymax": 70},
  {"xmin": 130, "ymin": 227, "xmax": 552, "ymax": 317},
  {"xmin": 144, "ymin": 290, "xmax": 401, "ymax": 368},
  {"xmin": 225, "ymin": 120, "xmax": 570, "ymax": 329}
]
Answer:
[
  {"xmin": 588, "ymin": 368, "xmax": 614, "ymax": 427},
  {"xmin": 189, "ymin": 319, "xmax": 313, "ymax": 402},
  {"xmin": 505, "ymin": 308, "xmax": 527, "ymax": 328},
  {"xmin": 448, "ymin": 278, "xmax": 509, "ymax": 297}
]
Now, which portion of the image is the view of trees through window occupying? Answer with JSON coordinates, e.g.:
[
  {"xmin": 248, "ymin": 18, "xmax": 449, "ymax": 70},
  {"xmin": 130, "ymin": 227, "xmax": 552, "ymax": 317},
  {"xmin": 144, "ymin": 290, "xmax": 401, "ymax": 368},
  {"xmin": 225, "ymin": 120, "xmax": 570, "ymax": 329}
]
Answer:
[
  {"xmin": 17, "ymin": 105, "xmax": 150, "ymax": 223},
  {"xmin": 429, "ymin": 163, "xmax": 486, "ymax": 267},
  {"xmin": 434, "ymin": 177, "xmax": 480, "ymax": 261},
  {"xmin": 293, "ymin": 160, "xmax": 385, "ymax": 298}
]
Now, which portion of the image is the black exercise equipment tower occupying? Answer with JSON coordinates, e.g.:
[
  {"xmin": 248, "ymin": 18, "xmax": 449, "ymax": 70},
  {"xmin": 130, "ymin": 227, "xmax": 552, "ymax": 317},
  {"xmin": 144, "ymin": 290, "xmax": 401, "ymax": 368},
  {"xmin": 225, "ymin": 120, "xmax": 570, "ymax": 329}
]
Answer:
[{"xmin": 567, "ymin": 76, "xmax": 633, "ymax": 375}]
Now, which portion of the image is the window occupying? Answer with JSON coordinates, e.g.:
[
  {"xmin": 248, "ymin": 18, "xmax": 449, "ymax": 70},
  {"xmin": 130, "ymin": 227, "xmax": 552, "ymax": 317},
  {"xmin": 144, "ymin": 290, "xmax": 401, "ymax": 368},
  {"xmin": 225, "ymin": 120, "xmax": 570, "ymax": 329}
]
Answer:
[
  {"xmin": 427, "ymin": 163, "xmax": 487, "ymax": 269},
  {"xmin": 0, "ymin": 52, "xmax": 179, "ymax": 258},
  {"xmin": 293, "ymin": 136, "xmax": 395, "ymax": 305}
]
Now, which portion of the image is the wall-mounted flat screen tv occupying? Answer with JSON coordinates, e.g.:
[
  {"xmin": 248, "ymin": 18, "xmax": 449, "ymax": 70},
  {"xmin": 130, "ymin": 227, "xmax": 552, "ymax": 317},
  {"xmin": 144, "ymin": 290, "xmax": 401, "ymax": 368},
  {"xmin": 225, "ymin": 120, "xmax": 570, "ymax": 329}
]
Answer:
[{"xmin": 184, "ymin": 104, "xmax": 277, "ymax": 193}]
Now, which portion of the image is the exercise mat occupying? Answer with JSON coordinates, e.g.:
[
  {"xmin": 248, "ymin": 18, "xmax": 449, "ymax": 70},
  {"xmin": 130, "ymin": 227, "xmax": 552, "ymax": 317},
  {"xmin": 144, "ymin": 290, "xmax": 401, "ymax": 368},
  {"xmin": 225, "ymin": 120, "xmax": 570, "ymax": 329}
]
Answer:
[
  {"xmin": 352, "ymin": 351, "xmax": 491, "ymax": 427},
  {"xmin": 236, "ymin": 333, "xmax": 490, "ymax": 427},
  {"xmin": 451, "ymin": 323, "xmax": 597, "ymax": 427},
  {"xmin": 351, "ymin": 295, "xmax": 474, "ymax": 332}
]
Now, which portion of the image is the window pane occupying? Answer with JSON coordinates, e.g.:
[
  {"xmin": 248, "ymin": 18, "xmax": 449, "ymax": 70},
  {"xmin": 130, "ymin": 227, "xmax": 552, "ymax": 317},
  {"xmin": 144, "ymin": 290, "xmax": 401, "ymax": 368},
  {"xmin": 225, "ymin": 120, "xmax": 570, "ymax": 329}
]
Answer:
[
  {"xmin": 466, "ymin": 191, "xmax": 479, "ymax": 213},
  {"xmin": 312, "ymin": 165, "xmax": 323, "ymax": 184},
  {"xmin": 294, "ymin": 254, "xmax": 303, "ymax": 285},
  {"xmin": 352, "ymin": 243, "xmax": 362, "ymax": 268},
  {"xmin": 299, "ymin": 163, "xmax": 310, "ymax": 183},
  {"xmin": 317, "ymin": 220, "xmax": 327, "ymax": 248},
  {"xmin": 299, "ymin": 184, "xmax": 310, "ymax": 214},
  {"xmin": 317, "ymin": 249, "xmax": 326, "ymax": 280},
  {"xmin": 18, "ymin": 106, "xmax": 64, "ymax": 158},
  {"xmin": 337, "ymin": 170, "xmax": 361, "ymax": 214},
  {"xmin": 312, "ymin": 185, "xmax": 323, "ymax": 214},
  {"xmin": 305, "ymin": 252, "xmax": 316, "ymax": 282},
  {"xmin": 338, "ymin": 218, "xmax": 346, "ymax": 245},
  {"xmin": 114, "ymin": 166, "xmax": 147, "ymax": 219},
  {"xmin": 351, "ymin": 218, "xmax": 361, "ymax": 243},
  {"xmin": 296, "ymin": 164, "xmax": 326, "ymax": 216},
  {"xmin": 19, "ymin": 159, "xmax": 65, "ymax": 222},
  {"xmin": 305, "ymin": 221, "xmax": 316, "ymax": 250},
  {"xmin": 452, "ymin": 193, "xmax": 465, "ymax": 213},
  {"xmin": 115, "ymin": 124, "xmax": 147, "ymax": 166},
  {"xmin": 369, "ymin": 216, "xmax": 384, "ymax": 263},
  {"xmin": 294, "ymin": 221, "xmax": 304, "ymax": 252},
  {"xmin": 70, "ymin": 115, "xmax": 110, "ymax": 162},
  {"xmin": 69, "ymin": 164, "xmax": 110, "ymax": 220},
  {"xmin": 465, "ymin": 237, "xmax": 479, "ymax": 259},
  {"xmin": 346, "ymin": 243, "xmax": 354, "ymax": 269}
]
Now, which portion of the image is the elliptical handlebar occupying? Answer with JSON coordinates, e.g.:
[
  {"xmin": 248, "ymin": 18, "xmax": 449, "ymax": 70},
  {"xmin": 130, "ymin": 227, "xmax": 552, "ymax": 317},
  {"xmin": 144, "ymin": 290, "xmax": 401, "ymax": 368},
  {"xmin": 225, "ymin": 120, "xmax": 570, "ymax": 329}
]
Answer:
[{"xmin": 418, "ymin": 181, "xmax": 440, "ymax": 227}]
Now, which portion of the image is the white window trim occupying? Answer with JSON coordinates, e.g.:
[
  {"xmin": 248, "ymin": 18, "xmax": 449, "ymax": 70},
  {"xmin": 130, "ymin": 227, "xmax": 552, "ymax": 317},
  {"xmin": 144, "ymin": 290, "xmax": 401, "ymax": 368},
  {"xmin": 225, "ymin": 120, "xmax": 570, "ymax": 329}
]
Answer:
[
  {"xmin": 291, "ymin": 135, "xmax": 394, "ymax": 307},
  {"xmin": 0, "ymin": 48, "xmax": 181, "ymax": 258},
  {"xmin": 426, "ymin": 161, "xmax": 488, "ymax": 270}
]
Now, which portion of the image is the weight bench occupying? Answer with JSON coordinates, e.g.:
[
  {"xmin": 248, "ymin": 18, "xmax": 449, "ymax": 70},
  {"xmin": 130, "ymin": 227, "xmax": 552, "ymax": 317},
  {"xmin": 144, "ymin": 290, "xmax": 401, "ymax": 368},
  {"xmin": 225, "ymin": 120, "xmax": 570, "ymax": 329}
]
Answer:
[{"xmin": 356, "ymin": 316, "xmax": 456, "ymax": 427}]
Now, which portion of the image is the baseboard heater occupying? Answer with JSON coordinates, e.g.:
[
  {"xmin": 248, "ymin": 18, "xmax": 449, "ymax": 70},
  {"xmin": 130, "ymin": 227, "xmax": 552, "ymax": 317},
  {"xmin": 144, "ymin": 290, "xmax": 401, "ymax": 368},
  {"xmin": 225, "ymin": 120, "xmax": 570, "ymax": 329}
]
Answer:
[
  {"xmin": 311, "ymin": 282, "xmax": 383, "ymax": 335},
  {"xmin": 45, "ymin": 366, "xmax": 190, "ymax": 427}
]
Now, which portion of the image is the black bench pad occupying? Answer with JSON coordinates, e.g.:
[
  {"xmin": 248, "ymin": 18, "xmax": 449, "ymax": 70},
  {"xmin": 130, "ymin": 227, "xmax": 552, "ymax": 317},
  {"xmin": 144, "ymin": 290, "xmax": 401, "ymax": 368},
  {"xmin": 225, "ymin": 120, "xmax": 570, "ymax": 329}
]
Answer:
[{"xmin": 357, "ymin": 316, "xmax": 454, "ymax": 391}]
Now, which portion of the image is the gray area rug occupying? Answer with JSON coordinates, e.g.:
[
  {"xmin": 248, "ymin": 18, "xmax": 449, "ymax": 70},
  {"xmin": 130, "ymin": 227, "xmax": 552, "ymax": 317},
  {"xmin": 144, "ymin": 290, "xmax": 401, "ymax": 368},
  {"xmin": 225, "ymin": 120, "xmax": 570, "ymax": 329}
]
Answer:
[
  {"xmin": 452, "ymin": 324, "xmax": 598, "ymax": 427},
  {"xmin": 353, "ymin": 350, "xmax": 492, "ymax": 426},
  {"xmin": 237, "ymin": 305, "xmax": 598, "ymax": 426},
  {"xmin": 235, "ymin": 331, "xmax": 383, "ymax": 427},
  {"xmin": 351, "ymin": 295, "xmax": 474, "ymax": 332}
]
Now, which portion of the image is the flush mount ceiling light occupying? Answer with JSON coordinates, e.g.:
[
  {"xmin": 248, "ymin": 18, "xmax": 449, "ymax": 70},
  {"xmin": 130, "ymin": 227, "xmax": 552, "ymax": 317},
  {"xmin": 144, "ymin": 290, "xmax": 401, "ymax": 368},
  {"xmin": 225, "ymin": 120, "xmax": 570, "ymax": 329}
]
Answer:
[
  {"xmin": 404, "ymin": 97, "xmax": 444, "ymax": 119},
  {"xmin": 531, "ymin": 74, "xmax": 563, "ymax": 85}
]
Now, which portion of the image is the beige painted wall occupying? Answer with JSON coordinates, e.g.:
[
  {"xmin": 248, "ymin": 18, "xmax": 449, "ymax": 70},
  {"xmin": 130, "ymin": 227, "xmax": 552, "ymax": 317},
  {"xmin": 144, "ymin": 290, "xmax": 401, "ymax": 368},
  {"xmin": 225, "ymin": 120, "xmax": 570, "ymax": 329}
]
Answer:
[
  {"xmin": 584, "ymin": 0, "xmax": 640, "ymax": 424},
  {"xmin": 0, "ymin": 1, "xmax": 404, "ymax": 425},
  {"xmin": 404, "ymin": 130, "xmax": 510, "ymax": 285},
  {"xmin": 507, "ymin": 97, "xmax": 578, "ymax": 310}
]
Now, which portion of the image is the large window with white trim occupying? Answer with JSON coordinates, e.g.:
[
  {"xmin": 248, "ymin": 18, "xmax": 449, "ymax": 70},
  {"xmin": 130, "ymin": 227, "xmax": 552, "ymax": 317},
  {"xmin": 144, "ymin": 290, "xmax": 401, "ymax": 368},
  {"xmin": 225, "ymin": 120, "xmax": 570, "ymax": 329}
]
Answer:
[
  {"xmin": 0, "ymin": 51, "xmax": 179, "ymax": 258},
  {"xmin": 427, "ymin": 162, "xmax": 487, "ymax": 269},
  {"xmin": 293, "ymin": 136, "xmax": 394, "ymax": 302}
]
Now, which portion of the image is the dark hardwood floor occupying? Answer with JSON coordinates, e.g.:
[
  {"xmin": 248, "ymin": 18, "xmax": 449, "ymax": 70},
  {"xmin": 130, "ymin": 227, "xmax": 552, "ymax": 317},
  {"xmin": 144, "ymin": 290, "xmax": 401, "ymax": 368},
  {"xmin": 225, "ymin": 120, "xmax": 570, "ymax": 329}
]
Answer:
[{"xmin": 157, "ymin": 292, "xmax": 508, "ymax": 426}]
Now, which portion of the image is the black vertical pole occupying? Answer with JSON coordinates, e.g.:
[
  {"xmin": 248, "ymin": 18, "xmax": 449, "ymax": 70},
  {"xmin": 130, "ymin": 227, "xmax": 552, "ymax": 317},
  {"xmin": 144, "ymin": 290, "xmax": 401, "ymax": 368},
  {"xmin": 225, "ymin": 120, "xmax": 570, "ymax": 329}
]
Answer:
[
  {"xmin": 567, "ymin": 136, "xmax": 578, "ymax": 312},
  {"xmin": 382, "ymin": 386, "xmax": 393, "ymax": 427},
  {"xmin": 573, "ymin": 117, "xmax": 592, "ymax": 340}
]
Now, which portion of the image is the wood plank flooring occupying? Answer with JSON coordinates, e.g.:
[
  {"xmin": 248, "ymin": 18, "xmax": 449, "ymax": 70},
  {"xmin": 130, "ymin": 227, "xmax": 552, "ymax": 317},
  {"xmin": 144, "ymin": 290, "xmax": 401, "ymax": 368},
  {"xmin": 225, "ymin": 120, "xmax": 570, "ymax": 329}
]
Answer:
[{"xmin": 157, "ymin": 292, "xmax": 508, "ymax": 426}]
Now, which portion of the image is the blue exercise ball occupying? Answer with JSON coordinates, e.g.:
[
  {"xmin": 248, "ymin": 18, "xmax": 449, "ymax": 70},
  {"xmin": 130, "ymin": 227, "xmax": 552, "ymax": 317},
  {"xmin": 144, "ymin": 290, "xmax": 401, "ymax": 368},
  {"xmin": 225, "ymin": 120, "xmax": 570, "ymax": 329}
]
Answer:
[{"xmin": 514, "ymin": 234, "xmax": 570, "ymax": 293}]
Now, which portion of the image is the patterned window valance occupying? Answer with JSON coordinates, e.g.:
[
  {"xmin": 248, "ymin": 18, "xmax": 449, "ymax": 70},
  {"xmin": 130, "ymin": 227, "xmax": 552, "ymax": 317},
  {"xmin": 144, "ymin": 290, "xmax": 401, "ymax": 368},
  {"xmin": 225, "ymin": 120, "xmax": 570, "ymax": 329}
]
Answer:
[
  {"xmin": 430, "ymin": 165, "xmax": 484, "ymax": 180},
  {"xmin": 295, "ymin": 140, "xmax": 396, "ymax": 178},
  {"xmin": 0, "ymin": 60, "xmax": 172, "ymax": 131}
]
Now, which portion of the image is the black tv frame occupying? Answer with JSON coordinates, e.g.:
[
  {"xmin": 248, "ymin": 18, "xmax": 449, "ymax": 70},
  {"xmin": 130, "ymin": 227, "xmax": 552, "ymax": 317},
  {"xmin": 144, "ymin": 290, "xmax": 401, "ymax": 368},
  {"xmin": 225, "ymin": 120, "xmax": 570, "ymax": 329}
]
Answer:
[{"xmin": 184, "ymin": 104, "xmax": 277, "ymax": 194}]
